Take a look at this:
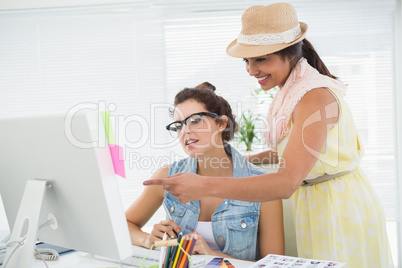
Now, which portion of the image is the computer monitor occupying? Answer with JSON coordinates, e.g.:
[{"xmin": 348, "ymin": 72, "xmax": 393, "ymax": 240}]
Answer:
[{"xmin": 0, "ymin": 110, "xmax": 132, "ymax": 267}]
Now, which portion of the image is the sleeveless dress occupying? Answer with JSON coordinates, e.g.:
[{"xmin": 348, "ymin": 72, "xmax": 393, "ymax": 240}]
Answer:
[{"xmin": 277, "ymin": 89, "xmax": 394, "ymax": 267}]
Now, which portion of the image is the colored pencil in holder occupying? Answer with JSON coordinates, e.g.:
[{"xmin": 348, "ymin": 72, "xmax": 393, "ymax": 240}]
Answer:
[
  {"xmin": 172, "ymin": 235, "xmax": 184, "ymax": 268},
  {"xmin": 163, "ymin": 243, "xmax": 173, "ymax": 268},
  {"xmin": 176, "ymin": 236, "xmax": 189, "ymax": 268},
  {"xmin": 168, "ymin": 232, "xmax": 182, "ymax": 268},
  {"xmin": 182, "ymin": 235, "xmax": 197, "ymax": 268},
  {"xmin": 178, "ymin": 235, "xmax": 192, "ymax": 268}
]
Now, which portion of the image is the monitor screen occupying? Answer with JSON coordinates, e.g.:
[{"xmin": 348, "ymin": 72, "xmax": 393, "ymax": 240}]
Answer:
[{"xmin": 0, "ymin": 110, "xmax": 132, "ymax": 266}]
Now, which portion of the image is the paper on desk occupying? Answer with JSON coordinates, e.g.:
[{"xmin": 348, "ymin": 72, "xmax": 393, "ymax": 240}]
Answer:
[
  {"xmin": 248, "ymin": 254, "xmax": 345, "ymax": 268},
  {"xmin": 109, "ymin": 144, "xmax": 126, "ymax": 178}
]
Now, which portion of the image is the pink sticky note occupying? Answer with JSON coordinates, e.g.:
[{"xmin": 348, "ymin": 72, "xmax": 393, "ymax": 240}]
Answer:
[{"xmin": 108, "ymin": 144, "xmax": 126, "ymax": 178}]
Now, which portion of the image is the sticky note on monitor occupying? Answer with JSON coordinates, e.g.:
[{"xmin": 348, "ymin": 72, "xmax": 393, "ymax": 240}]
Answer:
[
  {"xmin": 101, "ymin": 111, "xmax": 126, "ymax": 178},
  {"xmin": 101, "ymin": 111, "xmax": 115, "ymax": 145},
  {"xmin": 109, "ymin": 144, "xmax": 126, "ymax": 179}
]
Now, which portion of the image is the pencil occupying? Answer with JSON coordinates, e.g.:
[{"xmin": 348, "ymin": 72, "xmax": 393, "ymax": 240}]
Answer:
[
  {"xmin": 164, "ymin": 238, "xmax": 174, "ymax": 268},
  {"xmin": 176, "ymin": 236, "xmax": 189, "ymax": 268},
  {"xmin": 183, "ymin": 235, "xmax": 197, "ymax": 268},
  {"xmin": 168, "ymin": 232, "xmax": 182, "ymax": 268},
  {"xmin": 178, "ymin": 235, "xmax": 192, "ymax": 268},
  {"xmin": 158, "ymin": 233, "xmax": 168, "ymax": 268},
  {"xmin": 172, "ymin": 235, "xmax": 184, "ymax": 268},
  {"xmin": 163, "ymin": 202, "xmax": 178, "ymax": 236},
  {"xmin": 155, "ymin": 239, "xmax": 178, "ymax": 248}
]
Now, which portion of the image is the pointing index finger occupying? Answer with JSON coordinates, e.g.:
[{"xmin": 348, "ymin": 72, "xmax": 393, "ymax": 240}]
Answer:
[{"xmin": 143, "ymin": 179, "xmax": 164, "ymax": 186}]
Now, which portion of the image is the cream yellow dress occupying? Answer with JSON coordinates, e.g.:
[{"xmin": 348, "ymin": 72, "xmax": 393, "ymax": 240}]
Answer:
[{"xmin": 277, "ymin": 89, "xmax": 394, "ymax": 267}]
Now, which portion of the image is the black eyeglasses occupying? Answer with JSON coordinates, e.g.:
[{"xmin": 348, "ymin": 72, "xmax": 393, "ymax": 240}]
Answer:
[{"xmin": 166, "ymin": 112, "xmax": 218, "ymax": 137}]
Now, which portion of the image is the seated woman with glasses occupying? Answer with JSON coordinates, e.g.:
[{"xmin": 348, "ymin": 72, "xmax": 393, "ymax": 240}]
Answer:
[{"xmin": 125, "ymin": 82, "xmax": 284, "ymax": 260}]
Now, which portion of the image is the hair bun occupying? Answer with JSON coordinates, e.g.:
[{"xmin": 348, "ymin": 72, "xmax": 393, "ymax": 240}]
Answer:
[{"xmin": 195, "ymin": 82, "xmax": 216, "ymax": 92}]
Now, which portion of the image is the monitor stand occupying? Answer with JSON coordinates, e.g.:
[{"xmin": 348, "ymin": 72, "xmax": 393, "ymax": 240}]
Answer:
[{"xmin": 3, "ymin": 179, "xmax": 53, "ymax": 268}]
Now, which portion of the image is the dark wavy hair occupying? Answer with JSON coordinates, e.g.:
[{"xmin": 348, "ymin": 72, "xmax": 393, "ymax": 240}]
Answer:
[{"xmin": 171, "ymin": 82, "xmax": 238, "ymax": 144}]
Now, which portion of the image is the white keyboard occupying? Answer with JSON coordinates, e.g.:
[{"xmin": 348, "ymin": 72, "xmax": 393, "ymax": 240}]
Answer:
[
  {"xmin": 121, "ymin": 246, "xmax": 160, "ymax": 267},
  {"xmin": 95, "ymin": 245, "xmax": 205, "ymax": 268}
]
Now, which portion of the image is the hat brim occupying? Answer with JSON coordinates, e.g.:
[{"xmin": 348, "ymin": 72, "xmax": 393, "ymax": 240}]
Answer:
[{"xmin": 226, "ymin": 22, "xmax": 308, "ymax": 58}]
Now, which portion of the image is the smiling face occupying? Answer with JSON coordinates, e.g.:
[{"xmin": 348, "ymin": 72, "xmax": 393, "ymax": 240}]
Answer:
[
  {"xmin": 173, "ymin": 99, "xmax": 224, "ymax": 158},
  {"xmin": 243, "ymin": 53, "xmax": 292, "ymax": 90}
]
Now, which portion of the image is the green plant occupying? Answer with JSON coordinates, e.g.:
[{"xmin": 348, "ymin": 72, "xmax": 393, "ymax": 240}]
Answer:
[
  {"xmin": 236, "ymin": 110, "xmax": 260, "ymax": 151},
  {"xmin": 236, "ymin": 88, "xmax": 276, "ymax": 151}
]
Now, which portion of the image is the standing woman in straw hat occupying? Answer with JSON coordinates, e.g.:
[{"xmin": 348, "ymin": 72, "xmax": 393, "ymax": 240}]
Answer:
[{"xmin": 144, "ymin": 3, "xmax": 393, "ymax": 267}]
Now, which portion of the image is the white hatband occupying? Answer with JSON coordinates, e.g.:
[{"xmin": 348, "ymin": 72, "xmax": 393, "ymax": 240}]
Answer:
[{"xmin": 237, "ymin": 24, "xmax": 301, "ymax": 45}]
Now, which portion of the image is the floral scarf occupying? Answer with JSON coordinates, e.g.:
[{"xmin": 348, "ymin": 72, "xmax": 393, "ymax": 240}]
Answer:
[{"xmin": 261, "ymin": 58, "xmax": 347, "ymax": 151}]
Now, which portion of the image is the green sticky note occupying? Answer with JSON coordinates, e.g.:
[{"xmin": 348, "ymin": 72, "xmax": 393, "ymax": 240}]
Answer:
[{"xmin": 101, "ymin": 111, "xmax": 115, "ymax": 144}]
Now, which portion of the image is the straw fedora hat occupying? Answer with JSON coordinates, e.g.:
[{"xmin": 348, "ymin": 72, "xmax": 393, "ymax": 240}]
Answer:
[{"xmin": 226, "ymin": 3, "xmax": 308, "ymax": 58}]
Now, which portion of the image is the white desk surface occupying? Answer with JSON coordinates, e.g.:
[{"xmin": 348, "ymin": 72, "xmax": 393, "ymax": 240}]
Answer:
[{"xmin": 32, "ymin": 250, "xmax": 254, "ymax": 268}]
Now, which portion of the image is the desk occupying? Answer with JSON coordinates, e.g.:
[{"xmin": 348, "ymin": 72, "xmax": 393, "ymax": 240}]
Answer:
[{"xmin": 32, "ymin": 250, "xmax": 254, "ymax": 268}]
